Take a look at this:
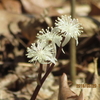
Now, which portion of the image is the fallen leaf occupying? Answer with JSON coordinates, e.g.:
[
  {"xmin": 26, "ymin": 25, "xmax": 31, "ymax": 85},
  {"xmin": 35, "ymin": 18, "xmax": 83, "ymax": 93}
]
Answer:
[
  {"xmin": 20, "ymin": 0, "xmax": 64, "ymax": 17},
  {"xmin": 18, "ymin": 19, "xmax": 42, "ymax": 44},
  {"xmin": 78, "ymin": 17, "xmax": 98, "ymax": 37},
  {"xmin": 0, "ymin": 3, "xmax": 4, "ymax": 10},
  {"xmin": 1, "ymin": 0, "xmax": 22, "ymax": 13},
  {"xmin": 20, "ymin": 0, "xmax": 44, "ymax": 15},
  {"xmin": 21, "ymin": 0, "xmax": 64, "ymax": 8},
  {"xmin": 58, "ymin": 73, "xmax": 78, "ymax": 100},
  {"xmin": 0, "ymin": 10, "xmax": 30, "ymax": 39},
  {"xmin": 76, "ymin": 90, "xmax": 84, "ymax": 100},
  {"xmin": 91, "ymin": 58, "xmax": 100, "ymax": 100},
  {"xmin": 0, "ymin": 89, "xmax": 14, "ymax": 100},
  {"xmin": 89, "ymin": 1, "xmax": 100, "ymax": 15}
]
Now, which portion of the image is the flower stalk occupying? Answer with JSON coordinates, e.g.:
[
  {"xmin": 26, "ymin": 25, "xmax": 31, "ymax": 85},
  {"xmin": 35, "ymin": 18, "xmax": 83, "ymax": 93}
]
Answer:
[
  {"xmin": 26, "ymin": 15, "xmax": 83, "ymax": 100},
  {"xmin": 30, "ymin": 39, "xmax": 64, "ymax": 100},
  {"xmin": 30, "ymin": 64, "xmax": 54, "ymax": 100},
  {"xmin": 37, "ymin": 64, "xmax": 43, "ymax": 85}
]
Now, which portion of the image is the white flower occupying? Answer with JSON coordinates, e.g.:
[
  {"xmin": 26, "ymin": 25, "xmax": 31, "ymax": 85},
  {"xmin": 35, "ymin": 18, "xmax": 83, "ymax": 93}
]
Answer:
[
  {"xmin": 37, "ymin": 27, "xmax": 62, "ymax": 46},
  {"xmin": 26, "ymin": 40, "xmax": 57, "ymax": 64},
  {"xmin": 55, "ymin": 15, "xmax": 83, "ymax": 46}
]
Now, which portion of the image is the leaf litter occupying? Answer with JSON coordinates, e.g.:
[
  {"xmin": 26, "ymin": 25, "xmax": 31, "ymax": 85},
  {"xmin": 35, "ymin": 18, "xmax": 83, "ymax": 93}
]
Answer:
[{"xmin": 0, "ymin": 0, "xmax": 100, "ymax": 100}]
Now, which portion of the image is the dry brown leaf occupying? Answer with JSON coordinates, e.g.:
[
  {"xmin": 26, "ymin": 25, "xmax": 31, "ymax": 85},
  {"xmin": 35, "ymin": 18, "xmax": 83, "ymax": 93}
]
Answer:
[
  {"xmin": 1, "ymin": 0, "xmax": 22, "ymax": 13},
  {"xmin": 21, "ymin": 0, "xmax": 64, "ymax": 8},
  {"xmin": 0, "ymin": 74, "xmax": 18, "ymax": 89},
  {"xmin": 90, "ymin": 58, "xmax": 100, "ymax": 100},
  {"xmin": 18, "ymin": 19, "xmax": 42, "ymax": 44},
  {"xmin": 76, "ymin": 90, "xmax": 84, "ymax": 100},
  {"xmin": 89, "ymin": 1, "xmax": 100, "ymax": 15},
  {"xmin": 0, "ymin": 89, "xmax": 14, "ymax": 100},
  {"xmin": 0, "ymin": 10, "xmax": 30, "ymax": 40},
  {"xmin": 78, "ymin": 17, "xmax": 98, "ymax": 37},
  {"xmin": 20, "ymin": 0, "xmax": 44, "ymax": 15},
  {"xmin": 58, "ymin": 73, "xmax": 78, "ymax": 100},
  {"xmin": 48, "ymin": 90, "xmax": 58, "ymax": 100},
  {"xmin": 81, "ymin": 58, "xmax": 100, "ymax": 100},
  {"xmin": 20, "ymin": 0, "xmax": 64, "ymax": 17},
  {"xmin": 87, "ymin": 62, "xmax": 95, "ymax": 73},
  {"xmin": 0, "ymin": 3, "xmax": 4, "ymax": 10},
  {"xmin": 46, "ymin": 7, "xmax": 61, "ymax": 17}
]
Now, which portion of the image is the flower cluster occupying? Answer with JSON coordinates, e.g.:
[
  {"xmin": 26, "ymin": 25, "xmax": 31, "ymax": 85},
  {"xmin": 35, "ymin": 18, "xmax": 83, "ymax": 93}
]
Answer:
[
  {"xmin": 55, "ymin": 15, "xmax": 83, "ymax": 46},
  {"xmin": 26, "ymin": 15, "xmax": 83, "ymax": 64},
  {"xmin": 26, "ymin": 40, "xmax": 57, "ymax": 64},
  {"xmin": 37, "ymin": 27, "xmax": 62, "ymax": 46}
]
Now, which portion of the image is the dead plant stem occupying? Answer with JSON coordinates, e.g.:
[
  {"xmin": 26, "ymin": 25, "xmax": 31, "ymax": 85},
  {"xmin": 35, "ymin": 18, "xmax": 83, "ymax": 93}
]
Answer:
[{"xmin": 70, "ymin": 0, "xmax": 76, "ymax": 84}]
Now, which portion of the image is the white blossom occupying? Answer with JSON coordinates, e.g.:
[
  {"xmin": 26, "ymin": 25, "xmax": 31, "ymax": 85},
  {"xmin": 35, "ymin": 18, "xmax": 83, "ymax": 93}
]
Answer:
[
  {"xmin": 55, "ymin": 15, "xmax": 83, "ymax": 46},
  {"xmin": 37, "ymin": 27, "xmax": 62, "ymax": 46},
  {"xmin": 26, "ymin": 40, "xmax": 57, "ymax": 64}
]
